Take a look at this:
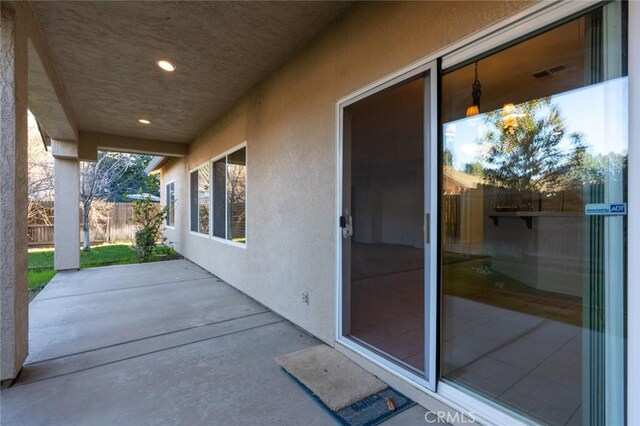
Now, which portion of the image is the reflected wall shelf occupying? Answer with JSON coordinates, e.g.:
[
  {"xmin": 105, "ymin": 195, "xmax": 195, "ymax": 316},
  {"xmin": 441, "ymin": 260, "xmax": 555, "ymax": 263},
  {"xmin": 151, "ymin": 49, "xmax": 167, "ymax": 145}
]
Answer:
[{"xmin": 488, "ymin": 211, "xmax": 583, "ymax": 230}]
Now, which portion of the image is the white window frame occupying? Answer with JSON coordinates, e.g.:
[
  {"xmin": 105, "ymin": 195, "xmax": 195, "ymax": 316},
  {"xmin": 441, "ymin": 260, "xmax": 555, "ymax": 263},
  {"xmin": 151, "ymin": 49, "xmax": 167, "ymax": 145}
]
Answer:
[
  {"xmin": 209, "ymin": 142, "xmax": 248, "ymax": 249},
  {"xmin": 188, "ymin": 161, "xmax": 211, "ymax": 238},
  {"xmin": 334, "ymin": 1, "xmax": 627, "ymax": 425},
  {"xmin": 165, "ymin": 180, "xmax": 175, "ymax": 229}
]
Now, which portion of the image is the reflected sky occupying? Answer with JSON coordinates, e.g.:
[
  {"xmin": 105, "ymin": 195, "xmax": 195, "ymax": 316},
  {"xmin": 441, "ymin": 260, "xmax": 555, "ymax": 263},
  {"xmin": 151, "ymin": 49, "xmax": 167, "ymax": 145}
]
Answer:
[{"xmin": 444, "ymin": 77, "xmax": 629, "ymax": 171}]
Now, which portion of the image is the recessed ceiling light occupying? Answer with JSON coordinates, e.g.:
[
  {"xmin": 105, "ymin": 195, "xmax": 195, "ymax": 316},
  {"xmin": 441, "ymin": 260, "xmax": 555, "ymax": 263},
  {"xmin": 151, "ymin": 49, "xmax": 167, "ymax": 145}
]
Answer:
[
  {"xmin": 138, "ymin": 119, "xmax": 151, "ymax": 125},
  {"xmin": 156, "ymin": 59, "xmax": 176, "ymax": 72}
]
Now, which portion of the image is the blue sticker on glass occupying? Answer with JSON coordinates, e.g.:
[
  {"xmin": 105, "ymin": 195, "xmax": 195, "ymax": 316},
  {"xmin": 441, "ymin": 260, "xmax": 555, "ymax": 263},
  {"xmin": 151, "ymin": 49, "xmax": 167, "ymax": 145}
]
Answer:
[{"xmin": 585, "ymin": 203, "xmax": 627, "ymax": 216}]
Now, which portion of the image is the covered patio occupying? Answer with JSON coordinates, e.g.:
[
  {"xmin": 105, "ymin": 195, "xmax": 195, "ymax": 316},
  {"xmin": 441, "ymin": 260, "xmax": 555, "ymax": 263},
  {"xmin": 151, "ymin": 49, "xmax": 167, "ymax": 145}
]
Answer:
[
  {"xmin": 0, "ymin": 0, "xmax": 355, "ymax": 387},
  {"xmin": 3, "ymin": 1, "xmax": 640, "ymax": 424},
  {"xmin": 0, "ymin": 260, "xmax": 426, "ymax": 425}
]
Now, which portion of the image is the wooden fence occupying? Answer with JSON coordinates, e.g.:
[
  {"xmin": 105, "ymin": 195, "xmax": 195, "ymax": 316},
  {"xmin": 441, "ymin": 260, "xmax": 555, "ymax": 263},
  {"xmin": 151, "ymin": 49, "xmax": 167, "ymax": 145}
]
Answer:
[
  {"xmin": 443, "ymin": 195, "xmax": 459, "ymax": 240},
  {"xmin": 27, "ymin": 225, "xmax": 56, "ymax": 248},
  {"xmin": 103, "ymin": 203, "xmax": 137, "ymax": 242},
  {"xmin": 28, "ymin": 202, "xmax": 141, "ymax": 248}
]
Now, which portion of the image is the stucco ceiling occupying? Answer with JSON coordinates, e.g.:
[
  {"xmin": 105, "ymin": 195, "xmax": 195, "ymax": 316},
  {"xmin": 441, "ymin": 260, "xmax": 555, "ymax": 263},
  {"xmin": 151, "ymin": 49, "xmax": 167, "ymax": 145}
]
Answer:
[{"xmin": 31, "ymin": 1, "xmax": 352, "ymax": 143}]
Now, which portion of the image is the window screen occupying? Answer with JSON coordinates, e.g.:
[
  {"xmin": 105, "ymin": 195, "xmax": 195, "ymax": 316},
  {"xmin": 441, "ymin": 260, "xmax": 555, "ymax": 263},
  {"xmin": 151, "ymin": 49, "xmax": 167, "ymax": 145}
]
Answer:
[{"xmin": 189, "ymin": 165, "xmax": 210, "ymax": 234}]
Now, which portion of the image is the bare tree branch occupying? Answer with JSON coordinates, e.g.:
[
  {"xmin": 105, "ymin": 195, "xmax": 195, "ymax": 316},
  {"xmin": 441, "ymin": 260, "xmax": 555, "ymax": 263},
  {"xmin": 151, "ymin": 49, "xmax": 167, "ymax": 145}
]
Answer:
[
  {"xmin": 80, "ymin": 151, "xmax": 133, "ymax": 251},
  {"xmin": 27, "ymin": 113, "xmax": 54, "ymax": 225}
]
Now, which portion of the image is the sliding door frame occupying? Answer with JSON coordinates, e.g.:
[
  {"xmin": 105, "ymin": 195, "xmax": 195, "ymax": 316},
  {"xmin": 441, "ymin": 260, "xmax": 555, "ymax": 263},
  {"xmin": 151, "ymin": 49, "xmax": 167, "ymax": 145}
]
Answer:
[
  {"xmin": 628, "ymin": 3, "xmax": 640, "ymax": 425},
  {"xmin": 424, "ymin": 60, "xmax": 439, "ymax": 390},
  {"xmin": 336, "ymin": 60, "xmax": 439, "ymax": 391}
]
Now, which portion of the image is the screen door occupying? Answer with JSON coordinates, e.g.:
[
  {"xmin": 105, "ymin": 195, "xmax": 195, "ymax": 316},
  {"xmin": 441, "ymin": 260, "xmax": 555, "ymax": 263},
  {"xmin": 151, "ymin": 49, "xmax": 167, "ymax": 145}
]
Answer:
[{"xmin": 340, "ymin": 61, "xmax": 438, "ymax": 389}]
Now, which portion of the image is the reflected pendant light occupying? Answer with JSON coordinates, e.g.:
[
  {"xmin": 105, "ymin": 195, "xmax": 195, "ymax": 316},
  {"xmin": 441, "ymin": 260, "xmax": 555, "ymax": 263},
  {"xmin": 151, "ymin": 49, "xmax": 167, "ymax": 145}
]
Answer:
[
  {"xmin": 502, "ymin": 102, "xmax": 520, "ymax": 134},
  {"xmin": 466, "ymin": 62, "xmax": 482, "ymax": 117}
]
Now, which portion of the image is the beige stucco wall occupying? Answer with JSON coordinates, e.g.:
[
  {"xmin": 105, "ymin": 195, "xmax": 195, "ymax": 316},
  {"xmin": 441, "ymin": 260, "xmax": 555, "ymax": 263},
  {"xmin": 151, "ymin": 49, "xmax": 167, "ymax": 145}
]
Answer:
[{"xmin": 160, "ymin": 1, "xmax": 534, "ymax": 343}]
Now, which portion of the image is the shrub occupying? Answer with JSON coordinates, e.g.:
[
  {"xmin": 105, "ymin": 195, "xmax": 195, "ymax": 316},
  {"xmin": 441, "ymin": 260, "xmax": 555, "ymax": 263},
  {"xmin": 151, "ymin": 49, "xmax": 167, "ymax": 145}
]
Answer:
[
  {"xmin": 153, "ymin": 244, "xmax": 177, "ymax": 258},
  {"xmin": 132, "ymin": 193, "xmax": 167, "ymax": 262}
]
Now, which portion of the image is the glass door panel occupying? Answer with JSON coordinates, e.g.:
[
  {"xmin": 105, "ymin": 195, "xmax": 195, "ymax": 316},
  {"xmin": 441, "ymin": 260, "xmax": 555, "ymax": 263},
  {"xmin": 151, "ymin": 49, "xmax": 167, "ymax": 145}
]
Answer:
[{"xmin": 440, "ymin": 3, "xmax": 627, "ymax": 425}]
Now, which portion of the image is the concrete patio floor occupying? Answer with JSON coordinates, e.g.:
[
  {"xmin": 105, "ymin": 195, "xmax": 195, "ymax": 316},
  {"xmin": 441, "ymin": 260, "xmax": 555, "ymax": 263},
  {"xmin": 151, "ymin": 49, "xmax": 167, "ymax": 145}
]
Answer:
[{"xmin": 0, "ymin": 260, "xmax": 427, "ymax": 425}]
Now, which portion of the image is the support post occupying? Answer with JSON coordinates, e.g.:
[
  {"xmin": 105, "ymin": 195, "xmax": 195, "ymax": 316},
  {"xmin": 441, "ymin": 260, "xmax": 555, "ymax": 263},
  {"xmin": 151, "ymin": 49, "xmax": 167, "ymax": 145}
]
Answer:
[
  {"xmin": 0, "ymin": 4, "xmax": 29, "ymax": 387},
  {"xmin": 52, "ymin": 140, "xmax": 80, "ymax": 271}
]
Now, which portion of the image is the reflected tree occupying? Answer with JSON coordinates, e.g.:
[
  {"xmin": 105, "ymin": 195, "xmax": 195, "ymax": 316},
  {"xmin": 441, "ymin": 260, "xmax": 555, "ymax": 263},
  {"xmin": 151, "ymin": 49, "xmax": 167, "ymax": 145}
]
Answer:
[
  {"xmin": 463, "ymin": 162, "xmax": 484, "ymax": 178},
  {"xmin": 198, "ymin": 167, "xmax": 210, "ymax": 234},
  {"xmin": 443, "ymin": 149, "xmax": 454, "ymax": 167},
  {"xmin": 568, "ymin": 151, "xmax": 627, "ymax": 186},
  {"xmin": 480, "ymin": 98, "xmax": 586, "ymax": 193},
  {"xmin": 227, "ymin": 162, "xmax": 246, "ymax": 240}
]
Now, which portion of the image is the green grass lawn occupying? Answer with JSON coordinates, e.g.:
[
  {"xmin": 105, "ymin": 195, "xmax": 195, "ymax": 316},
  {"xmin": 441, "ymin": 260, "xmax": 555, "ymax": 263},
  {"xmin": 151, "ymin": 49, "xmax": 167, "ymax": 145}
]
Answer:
[
  {"xmin": 28, "ymin": 269, "xmax": 58, "ymax": 289},
  {"xmin": 28, "ymin": 243, "xmax": 174, "ymax": 294}
]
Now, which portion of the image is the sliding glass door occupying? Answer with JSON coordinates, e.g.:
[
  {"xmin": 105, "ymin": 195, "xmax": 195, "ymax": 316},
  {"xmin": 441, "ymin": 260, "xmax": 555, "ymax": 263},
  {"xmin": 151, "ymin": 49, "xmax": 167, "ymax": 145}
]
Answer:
[
  {"xmin": 339, "ymin": 3, "xmax": 627, "ymax": 423},
  {"xmin": 341, "ymin": 62, "xmax": 438, "ymax": 387},
  {"xmin": 440, "ymin": 3, "xmax": 627, "ymax": 425}
]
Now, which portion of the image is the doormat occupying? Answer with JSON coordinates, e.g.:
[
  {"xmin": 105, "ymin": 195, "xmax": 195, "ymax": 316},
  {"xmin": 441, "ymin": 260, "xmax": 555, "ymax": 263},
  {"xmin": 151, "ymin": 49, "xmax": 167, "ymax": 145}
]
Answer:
[
  {"xmin": 280, "ymin": 367, "xmax": 415, "ymax": 425},
  {"xmin": 334, "ymin": 388, "xmax": 415, "ymax": 426},
  {"xmin": 276, "ymin": 345, "xmax": 415, "ymax": 425}
]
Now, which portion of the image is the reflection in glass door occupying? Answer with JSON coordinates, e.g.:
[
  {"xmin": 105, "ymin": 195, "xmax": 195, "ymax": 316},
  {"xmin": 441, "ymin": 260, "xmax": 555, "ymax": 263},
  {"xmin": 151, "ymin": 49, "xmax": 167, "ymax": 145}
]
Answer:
[
  {"xmin": 341, "ymin": 63, "xmax": 437, "ymax": 386},
  {"xmin": 440, "ymin": 3, "xmax": 627, "ymax": 425}
]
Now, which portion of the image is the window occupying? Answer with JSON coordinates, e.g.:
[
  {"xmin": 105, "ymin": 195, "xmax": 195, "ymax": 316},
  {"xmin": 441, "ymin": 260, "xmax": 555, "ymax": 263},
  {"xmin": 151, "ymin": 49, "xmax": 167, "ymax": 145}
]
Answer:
[
  {"xmin": 165, "ymin": 182, "xmax": 175, "ymax": 227},
  {"xmin": 212, "ymin": 146, "xmax": 246, "ymax": 244},
  {"xmin": 190, "ymin": 164, "xmax": 210, "ymax": 234}
]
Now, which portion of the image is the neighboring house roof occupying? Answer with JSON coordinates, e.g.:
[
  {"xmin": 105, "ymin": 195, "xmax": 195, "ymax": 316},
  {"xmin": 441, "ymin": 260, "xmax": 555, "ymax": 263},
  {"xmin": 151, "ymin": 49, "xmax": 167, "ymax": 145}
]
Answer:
[
  {"xmin": 36, "ymin": 119, "xmax": 51, "ymax": 151},
  {"xmin": 443, "ymin": 166, "xmax": 483, "ymax": 190},
  {"xmin": 144, "ymin": 156, "xmax": 167, "ymax": 175},
  {"xmin": 126, "ymin": 193, "xmax": 160, "ymax": 202}
]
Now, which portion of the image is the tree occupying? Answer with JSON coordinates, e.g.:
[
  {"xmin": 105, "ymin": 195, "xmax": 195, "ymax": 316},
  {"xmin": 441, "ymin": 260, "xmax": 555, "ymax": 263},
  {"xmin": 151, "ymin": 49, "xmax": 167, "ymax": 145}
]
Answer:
[
  {"xmin": 27, "ymin": 113, "xmax": 54, "ymax": 224},
  {"xmin": 80, "ymin": 152, "xmax": 132, "ymax": 251},
  {"xmin": 104, "ymin": 155, "xmax": 159, "ymax": 201},
  {"xmin": 480, "ymin": 98, "xmax": 586, "ymax": 193}
]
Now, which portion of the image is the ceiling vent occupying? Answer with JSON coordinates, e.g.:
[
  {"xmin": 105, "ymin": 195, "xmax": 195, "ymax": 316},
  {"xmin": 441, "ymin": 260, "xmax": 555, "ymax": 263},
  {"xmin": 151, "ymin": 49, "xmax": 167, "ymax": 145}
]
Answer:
[{"xmin": 532, "ymin": 65, "xmax": 567, "ymax": 79}]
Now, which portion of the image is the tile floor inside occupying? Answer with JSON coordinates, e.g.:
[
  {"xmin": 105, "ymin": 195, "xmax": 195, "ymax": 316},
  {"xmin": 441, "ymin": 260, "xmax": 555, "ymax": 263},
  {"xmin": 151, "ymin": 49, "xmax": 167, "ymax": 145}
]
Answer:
[{"xmin": 348, "ymin": 242, "xmax": 583, "ymax": 426}]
